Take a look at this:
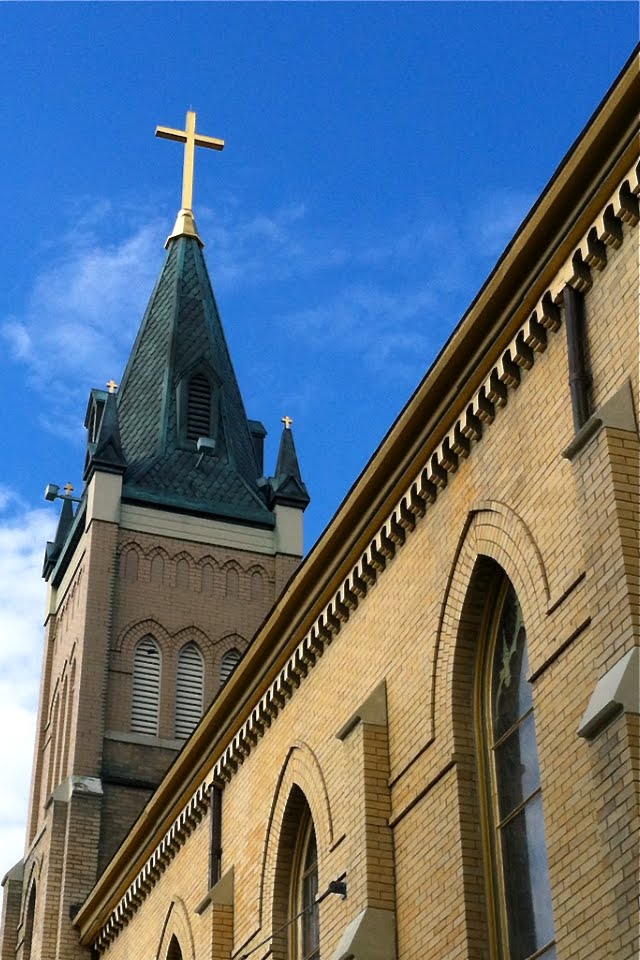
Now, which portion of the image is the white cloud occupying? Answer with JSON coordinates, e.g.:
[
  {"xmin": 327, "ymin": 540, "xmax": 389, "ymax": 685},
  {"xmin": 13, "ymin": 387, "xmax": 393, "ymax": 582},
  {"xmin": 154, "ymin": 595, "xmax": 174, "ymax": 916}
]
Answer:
[{"xmin": 0, "ymin": 497, "xmax": 55, "ymax": 871}]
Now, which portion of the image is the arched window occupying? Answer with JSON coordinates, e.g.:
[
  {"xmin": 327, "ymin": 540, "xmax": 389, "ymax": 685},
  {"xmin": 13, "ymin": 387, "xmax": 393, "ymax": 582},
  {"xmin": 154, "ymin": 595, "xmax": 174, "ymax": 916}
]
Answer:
[
  {"xmin": 131, "ymin": 636, "xmax": 161, "ymax": 736},
  {"xmin": 186, "ymin": 373, "xmax": 212, "ymax": 441},
  {"xmin": 480, "ymin": 577, "xmax": 555, "ymax": 960},
  {"xmin": 175, "ymin": 642, "xmax": 204, "ymax": 739},
  {"xmin": 166, "ymin": 935, "xmax": 183, "ymax": 960},
  {"xmin": 220, "ymin": 648, "xmax": 241, "ymax": 686},
  {"xmin": 292, "ymin": 813, "xmax": 320, "ymax": 960},
  {"xmin": 122, "ymin": 549, "xmax": 139, "ymax": 582},
  {"xmin": 23, "ymin": 882, "xmax": 36, "ymax": 960}
]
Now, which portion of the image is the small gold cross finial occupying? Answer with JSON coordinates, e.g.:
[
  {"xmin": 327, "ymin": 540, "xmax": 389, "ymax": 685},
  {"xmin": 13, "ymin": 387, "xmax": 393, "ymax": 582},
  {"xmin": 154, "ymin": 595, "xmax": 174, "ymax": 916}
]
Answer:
[
  {"xmin": 155, "ymin": 111, "xmax": 224, "ymax": 212},
  {"xmin": 106, "ymin": 379, "xmax": 118, "ymax": 395},
  {"xmin": 63, "ymin": 483, "xmax": 74, "ymax": 497},
  {"xmin": 281, "ymin": 415, "xmax": 293, "ymax": 430}
]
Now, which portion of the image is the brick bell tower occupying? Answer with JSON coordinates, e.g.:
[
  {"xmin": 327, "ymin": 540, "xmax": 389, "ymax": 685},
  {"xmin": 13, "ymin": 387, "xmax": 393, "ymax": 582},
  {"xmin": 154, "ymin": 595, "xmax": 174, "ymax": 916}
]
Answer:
[{"xmin": 0, "ymin": 112, "xmax": 309, "ymax": 960}]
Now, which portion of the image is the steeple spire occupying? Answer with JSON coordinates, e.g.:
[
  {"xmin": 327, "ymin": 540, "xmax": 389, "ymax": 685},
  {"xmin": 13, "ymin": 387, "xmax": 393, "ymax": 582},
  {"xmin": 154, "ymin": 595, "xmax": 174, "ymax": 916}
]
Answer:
[{"xmin": 155, "ymin": 110, "xmax": 225, "ymax": 248}]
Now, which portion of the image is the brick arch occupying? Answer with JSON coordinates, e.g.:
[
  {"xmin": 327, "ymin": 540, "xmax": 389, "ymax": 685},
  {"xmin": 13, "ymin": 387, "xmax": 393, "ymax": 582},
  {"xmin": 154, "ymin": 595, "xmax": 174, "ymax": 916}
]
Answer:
[
  {"xmin": 171, "ymin": 625, "xmax": 213, "ymax": 657},
  {"xmin": 222, "ymin": 559, "xmax": 242, "ymax": 599},
  {"xmin": 257, "ymin": 741, "xmax": 334, "ymax": 954},
  {"xmin": 248, "ymin": 563, "xmax": 271, "ymax": 603},
  {"xmin": 432, "ymin": 500, "xmax": 549, "ymax": 743},
  {"xmin": 173, "ymin": 551, "xmax": 196, "ymax": 590},
  {"xmin": 19, "ymin": 856, "xmax": 41, "ymax": 928},
  {"xmin": 118, "ymin": 541, "xmax": 144, "ymax": 581},
  {"xmin": 145, "ymin": 546, "xmax": 171, "ymax": 587},
  {"xmin": 154, "ymin": 898, "xmax": 195, "ymax": 960},
  {"xmin": 197, "ymin": 555, "xmax": 219, "ymax": 595},
  {"xmin": 113, "ymin": 618, "xmax": 172, "ymax": 658}
]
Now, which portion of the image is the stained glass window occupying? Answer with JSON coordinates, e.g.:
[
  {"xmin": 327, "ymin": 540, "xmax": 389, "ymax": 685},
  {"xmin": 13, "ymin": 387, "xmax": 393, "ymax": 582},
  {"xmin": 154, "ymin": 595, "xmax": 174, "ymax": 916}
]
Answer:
[
  {"xmin": 485, "ymin": 581, "xmax": 555, "ymax": 960},
  {"xmin": 292, "ymin": 814, "xmax": 320, "ymax": 960}
]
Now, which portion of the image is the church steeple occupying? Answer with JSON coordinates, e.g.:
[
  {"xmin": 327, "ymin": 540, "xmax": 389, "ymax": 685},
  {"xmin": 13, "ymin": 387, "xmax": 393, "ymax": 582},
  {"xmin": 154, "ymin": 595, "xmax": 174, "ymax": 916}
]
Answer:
[
  {"xmin": 110, "ymin": 111, "xmax": 288, "ymax": 527},
  {"xmin": 115, "ymin": 233, "xmax": 275, "ymax": 525}
]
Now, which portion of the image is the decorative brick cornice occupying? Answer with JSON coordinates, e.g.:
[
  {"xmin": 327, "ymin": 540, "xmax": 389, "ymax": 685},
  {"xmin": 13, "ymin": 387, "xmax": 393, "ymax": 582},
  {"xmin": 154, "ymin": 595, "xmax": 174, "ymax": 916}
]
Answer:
[
  {"xmin": 91, "ymin": 158, "xmax": 638, "ymax": 950},
  {"xmin": 94, "ymin": 782, "xmax": 209, "ymax": 952},
  {"xmin": 211, "ymin": 159, "xmax": 639, "ymax": 784}
]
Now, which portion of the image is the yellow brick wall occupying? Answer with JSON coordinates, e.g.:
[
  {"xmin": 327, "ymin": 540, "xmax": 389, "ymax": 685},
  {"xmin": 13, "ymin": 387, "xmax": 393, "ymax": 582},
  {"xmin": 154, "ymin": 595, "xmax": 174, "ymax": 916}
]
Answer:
[{"xmin": 91, "ymin": 216, "xmax": 638, "ymax": 959}]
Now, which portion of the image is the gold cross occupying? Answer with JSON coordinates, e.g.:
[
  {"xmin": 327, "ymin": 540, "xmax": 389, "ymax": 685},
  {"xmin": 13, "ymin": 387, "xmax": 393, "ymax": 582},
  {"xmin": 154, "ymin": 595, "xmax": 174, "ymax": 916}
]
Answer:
[
  {"xmin": 281, "ymin": 415, "xmax": 293, "ymax": 430},
  {"xmin": 106, "ymin": 379, "xmax": 118, "ymax": 394},
  {"xmin": 155, "ymin": 111, "xmax": 225, "ymax": 212},
  {"xmin": 63, "ymin": 482, "xmax": 74, "ymax": 497}
]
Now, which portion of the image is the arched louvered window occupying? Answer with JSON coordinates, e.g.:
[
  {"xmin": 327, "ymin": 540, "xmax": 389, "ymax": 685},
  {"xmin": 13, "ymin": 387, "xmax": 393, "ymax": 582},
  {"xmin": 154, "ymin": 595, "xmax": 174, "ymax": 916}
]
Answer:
[
  {"xmin": 186, "ymin": 373, "xmax": 212, "ymax": 441},
  {"xmin": 131, "ymin": 636, "xmax": 161, "ymax": 735},
  {"xmin": 220, "ymin": 648, "xmax": 241, "ymax": 686},
  {"xmin": 481, "ymin": 577, "xmax": 555, "ymax": 960},
  {"xmin": 176, "ymin": 642, "xmax": 204, "ymax": 739}
]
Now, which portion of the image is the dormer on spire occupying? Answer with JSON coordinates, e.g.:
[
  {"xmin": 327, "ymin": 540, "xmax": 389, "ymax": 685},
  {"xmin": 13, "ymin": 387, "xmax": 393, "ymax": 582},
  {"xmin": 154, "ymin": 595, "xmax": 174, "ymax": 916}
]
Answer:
[
  {"xmin": 155, "ymin": 110, "xmax": 225, "ymax": 248},
  {"xmin": 83, "ymin": 390, "xmax": 126, "ymax": 483}
]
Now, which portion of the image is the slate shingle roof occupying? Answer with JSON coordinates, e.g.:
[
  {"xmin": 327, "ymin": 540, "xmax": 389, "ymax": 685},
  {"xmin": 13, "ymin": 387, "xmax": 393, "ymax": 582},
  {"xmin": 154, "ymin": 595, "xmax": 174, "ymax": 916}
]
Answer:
[{"xmin": 115, "ymin": 234, "xmax": 274, "ymax": 526}]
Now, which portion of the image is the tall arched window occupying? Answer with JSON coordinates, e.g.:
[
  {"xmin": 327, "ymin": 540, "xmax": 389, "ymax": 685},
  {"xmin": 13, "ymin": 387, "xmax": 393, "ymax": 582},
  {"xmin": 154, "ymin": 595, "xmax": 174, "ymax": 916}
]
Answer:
[
  {"xmin": 175, "ymin": 642, "xmax": 204, "ymax": 739},
  {"xmin": 220, "ymin": 648, "xmax": 241, "ymax": 686},
  {"xmin": 291, "ymin": 810, "xmax": 320, "ymax": 960},
  {"xmin": 131, "ymin": 636, "xmax": 161, "ymax": 735},
  {"xmin": 480, "ymin": 578, "xmax": 555, "ymax": 960},
  {"xmin": 23, "ymin": 882, "xmax": 36, "ymax": 960}
]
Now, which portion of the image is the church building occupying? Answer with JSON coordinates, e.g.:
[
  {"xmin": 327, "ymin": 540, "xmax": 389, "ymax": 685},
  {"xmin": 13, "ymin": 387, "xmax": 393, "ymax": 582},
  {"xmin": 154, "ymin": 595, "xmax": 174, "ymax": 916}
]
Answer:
[{"xmin": 1, "ymin": 47, "xmax": 638, "ymax": 960}]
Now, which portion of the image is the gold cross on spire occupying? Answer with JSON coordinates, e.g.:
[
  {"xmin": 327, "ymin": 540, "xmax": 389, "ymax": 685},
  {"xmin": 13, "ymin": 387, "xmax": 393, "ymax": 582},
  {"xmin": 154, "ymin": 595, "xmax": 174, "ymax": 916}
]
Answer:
[
  {"xmin": 155, "ymin": 111, "xmax": 224, "ymax": 212},
  {"xmin": 63, "ymin": 482, "xmax": 74, "ymax": 497},
  {"xmin": 281, "ymin": 415, "xmax": 293, "ymax": 430},
  {"xmin": 106, "ymin": 379, "xmax": 118, "ymax": 395}
]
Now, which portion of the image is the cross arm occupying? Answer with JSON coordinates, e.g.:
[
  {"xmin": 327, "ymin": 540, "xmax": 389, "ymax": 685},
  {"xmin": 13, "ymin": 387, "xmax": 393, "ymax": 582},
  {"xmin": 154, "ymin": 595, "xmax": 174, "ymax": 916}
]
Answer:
[{"xmin": 155, "ymin": 125, "xmax": 188, "ymax": 143}]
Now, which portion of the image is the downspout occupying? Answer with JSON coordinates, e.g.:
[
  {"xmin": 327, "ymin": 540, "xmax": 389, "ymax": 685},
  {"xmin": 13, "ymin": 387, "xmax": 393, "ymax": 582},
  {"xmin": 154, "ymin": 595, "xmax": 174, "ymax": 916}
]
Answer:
[{"xmin": 563, "ymin": 286, "xmax": 591, "ymax": 432}]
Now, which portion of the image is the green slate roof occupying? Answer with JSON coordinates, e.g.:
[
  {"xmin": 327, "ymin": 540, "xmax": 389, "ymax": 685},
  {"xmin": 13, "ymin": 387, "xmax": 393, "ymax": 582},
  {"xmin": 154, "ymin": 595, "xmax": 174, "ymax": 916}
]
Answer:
[{"xmin": 115, "ymin": 234, "xmax": 274, "ymax": 526}]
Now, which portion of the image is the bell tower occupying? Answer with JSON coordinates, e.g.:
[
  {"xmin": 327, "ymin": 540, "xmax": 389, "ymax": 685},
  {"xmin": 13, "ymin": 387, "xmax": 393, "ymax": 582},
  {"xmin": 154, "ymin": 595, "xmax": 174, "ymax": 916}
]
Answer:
[{"xmin": 0, "ymin": 112, "xmax": 309, "ymax": 960}]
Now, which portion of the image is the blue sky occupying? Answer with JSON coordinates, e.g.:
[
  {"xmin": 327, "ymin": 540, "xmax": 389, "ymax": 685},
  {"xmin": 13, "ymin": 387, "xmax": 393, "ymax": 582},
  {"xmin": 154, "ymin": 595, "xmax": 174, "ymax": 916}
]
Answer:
[{"xmin": 0, "ymin": 2, "xmax": 636, "ymax": 871}]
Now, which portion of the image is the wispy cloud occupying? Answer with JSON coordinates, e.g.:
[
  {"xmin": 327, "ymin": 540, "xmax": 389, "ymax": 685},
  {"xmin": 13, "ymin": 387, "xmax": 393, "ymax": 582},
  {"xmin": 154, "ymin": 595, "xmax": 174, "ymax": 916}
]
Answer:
[{"xmin": 0, "ymin": 492, "xmax": 55, "ymax": 869}]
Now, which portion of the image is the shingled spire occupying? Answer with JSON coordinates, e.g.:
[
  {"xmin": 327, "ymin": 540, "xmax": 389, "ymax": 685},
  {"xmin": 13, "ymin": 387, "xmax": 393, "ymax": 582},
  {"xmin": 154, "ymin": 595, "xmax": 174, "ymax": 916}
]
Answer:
[
  {"xmin": 115, "ymin": 234, "xmax": 273, "ymax": 525},
  {"xmin": 268, "ymin": 419, "xmax": 310, "ymax": 509}
]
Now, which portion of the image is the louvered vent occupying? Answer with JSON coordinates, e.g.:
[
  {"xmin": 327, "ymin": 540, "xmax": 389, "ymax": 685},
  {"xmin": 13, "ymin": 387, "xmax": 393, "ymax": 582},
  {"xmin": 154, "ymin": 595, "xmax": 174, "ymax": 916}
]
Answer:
[
  {"xmin": 220, "ymin": 648, "xmax": 241, "ymax": 686},
  {"xmin": 176, "ymin": 642, "xmax": 204, "ymax": 739},
  {"xmin": 186, "ymin": 374, "xmax": 211, "ymax": 441},
  {"xmin": 131, "ymin": 636, "xmax": 161, "ymax": 735}
]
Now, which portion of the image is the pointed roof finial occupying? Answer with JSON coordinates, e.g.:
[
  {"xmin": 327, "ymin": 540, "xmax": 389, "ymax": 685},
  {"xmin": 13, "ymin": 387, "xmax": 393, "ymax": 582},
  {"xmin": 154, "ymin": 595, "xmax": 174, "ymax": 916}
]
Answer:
[
  {"xmin": 281, "ymin": 415, "xmax": 293, "ymax": 430},
  {"xmin": 155, "ymin": 110, "xmax": 225, "ymax": 248}
]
